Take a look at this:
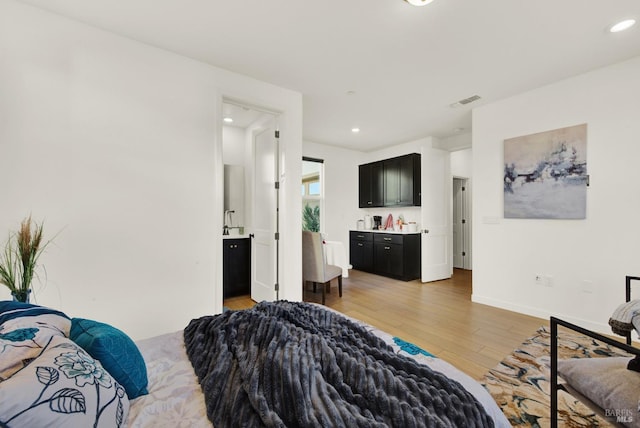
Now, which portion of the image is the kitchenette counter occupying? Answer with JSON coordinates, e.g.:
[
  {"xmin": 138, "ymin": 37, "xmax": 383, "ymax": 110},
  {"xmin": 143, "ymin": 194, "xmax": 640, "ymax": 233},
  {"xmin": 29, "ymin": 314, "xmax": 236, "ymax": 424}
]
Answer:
[{"xmin": 350, "ymin": 229, "xmax": 420, "ymax": 235}]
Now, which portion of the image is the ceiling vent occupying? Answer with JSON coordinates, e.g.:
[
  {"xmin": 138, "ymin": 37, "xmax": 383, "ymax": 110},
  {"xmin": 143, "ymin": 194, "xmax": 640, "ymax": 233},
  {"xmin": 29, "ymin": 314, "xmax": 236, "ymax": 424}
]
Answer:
[
  {"xmin": 459, "ymin": 95, "xmax": 481, "ymax": 105},
  {"xmin": 450, "ymin": 94, "xmax": 482, "ymax": 108}
]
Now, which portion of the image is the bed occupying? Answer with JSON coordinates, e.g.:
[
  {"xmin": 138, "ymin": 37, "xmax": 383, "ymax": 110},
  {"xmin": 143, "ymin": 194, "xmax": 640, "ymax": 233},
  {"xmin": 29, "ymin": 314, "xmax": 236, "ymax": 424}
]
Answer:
[{"xmin": 0, "ymin": 300, "xmax": 509, "ymax": 427}]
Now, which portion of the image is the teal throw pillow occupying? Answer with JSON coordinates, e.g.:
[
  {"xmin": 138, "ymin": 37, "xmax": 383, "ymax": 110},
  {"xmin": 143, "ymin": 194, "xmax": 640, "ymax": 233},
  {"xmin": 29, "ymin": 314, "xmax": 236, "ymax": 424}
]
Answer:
[{"xmin": 70, "ymin": 318, "xmax": 148, "ymax": 399}]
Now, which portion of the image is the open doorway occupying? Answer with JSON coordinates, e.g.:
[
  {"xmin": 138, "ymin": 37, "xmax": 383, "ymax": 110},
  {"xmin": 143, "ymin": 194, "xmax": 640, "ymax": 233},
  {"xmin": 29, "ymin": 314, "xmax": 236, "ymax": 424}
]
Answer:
[
  {"xmin": 222, "ymin": 99, "xmax": 279, "ymax": 310},
  {"xmin": 453, "ymin": 177, "xmax": 471, "ymax": 270}
]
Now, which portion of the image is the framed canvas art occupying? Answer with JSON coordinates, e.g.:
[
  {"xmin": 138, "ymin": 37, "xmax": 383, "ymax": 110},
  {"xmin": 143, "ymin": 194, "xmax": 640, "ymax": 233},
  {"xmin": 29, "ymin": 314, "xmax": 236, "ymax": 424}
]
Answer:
[{"xmin": 504, "ymin": 124, "xmax": 587, "ymax": 219}]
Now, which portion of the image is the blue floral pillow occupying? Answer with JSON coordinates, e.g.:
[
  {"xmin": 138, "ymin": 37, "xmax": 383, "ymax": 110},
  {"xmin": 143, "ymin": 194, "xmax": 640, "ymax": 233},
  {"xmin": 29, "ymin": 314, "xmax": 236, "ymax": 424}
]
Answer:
[
  {"xmin": 0, "ymin": 301, "xmax": 71, "ymax": 381},
  {"xmin": 0, "ymin": 335, "xmax": 129, "ymax": 427}
]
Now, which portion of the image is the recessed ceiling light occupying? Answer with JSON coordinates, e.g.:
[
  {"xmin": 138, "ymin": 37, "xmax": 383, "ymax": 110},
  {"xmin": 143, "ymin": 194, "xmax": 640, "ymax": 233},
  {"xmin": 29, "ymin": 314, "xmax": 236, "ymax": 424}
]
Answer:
[
  {"xmin": 404, "ymin": 0, "xmax": 434, "ymax": 6},
  {"xmin": 609, "ymin": 18, "xmax": 636, "ymax": 33},
  {"xmin": 351, "ymin": 128, "xmax": 360, "ymax": 133},
  {"xmin": 223, "ymin": 117, "xmax": 234, "ymax": 123}
]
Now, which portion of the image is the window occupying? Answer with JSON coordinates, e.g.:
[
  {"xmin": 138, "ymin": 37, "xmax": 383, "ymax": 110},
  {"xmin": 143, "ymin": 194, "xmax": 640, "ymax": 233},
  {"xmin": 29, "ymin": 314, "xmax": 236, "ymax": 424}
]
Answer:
[{"xmin": 302, "ymin": 157, "xmax": 323, "ymax": 232}]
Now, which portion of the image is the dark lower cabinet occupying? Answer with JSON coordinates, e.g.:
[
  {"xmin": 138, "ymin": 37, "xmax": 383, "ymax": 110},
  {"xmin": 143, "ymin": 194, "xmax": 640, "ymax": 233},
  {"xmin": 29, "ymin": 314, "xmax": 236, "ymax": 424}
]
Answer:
[
  {"xmin": 223, "ymin": 238, "xmax": 251, "ymax": 299},
  {"xmin": 350, "ymin": 232, "xmax": 374, "ymax": 272},
  {"xmin": 349, "ymin": 231, "xmax": 420, "ymax": 281}
]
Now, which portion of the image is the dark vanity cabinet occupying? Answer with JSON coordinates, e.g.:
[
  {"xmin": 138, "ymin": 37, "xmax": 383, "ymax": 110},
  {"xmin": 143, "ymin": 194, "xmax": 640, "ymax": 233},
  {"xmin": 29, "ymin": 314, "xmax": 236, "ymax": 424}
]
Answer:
[
  {"xmin": 223, "ymin": 238, "xmax": 251, "ymax": 298},
  {"xmin": 350, "ymin": 231, "xmax": 421, "ymax": 281},
  {"xmin": 359, "ymin": 153, "xmax": 420, "ymax": 208}
]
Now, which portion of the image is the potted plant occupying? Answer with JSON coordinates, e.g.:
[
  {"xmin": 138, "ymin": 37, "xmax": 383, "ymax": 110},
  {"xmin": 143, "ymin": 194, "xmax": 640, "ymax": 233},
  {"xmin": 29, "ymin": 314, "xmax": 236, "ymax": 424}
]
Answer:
[{"xmin": 0, "ymin": 216, "xmax": 51, "ymax": 303}]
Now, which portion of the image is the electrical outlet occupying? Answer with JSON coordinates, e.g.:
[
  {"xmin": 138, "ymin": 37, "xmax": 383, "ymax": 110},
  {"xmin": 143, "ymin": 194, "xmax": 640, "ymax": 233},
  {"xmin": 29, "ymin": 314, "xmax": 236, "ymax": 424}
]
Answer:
[{"xmin": 535, "ymin": 274, "xmax": 544, "ymax": 285}]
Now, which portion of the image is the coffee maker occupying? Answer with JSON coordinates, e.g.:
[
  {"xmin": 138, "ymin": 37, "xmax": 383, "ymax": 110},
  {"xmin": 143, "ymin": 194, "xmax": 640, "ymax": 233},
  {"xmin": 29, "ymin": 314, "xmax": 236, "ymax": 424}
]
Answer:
[{"xmin": 373, "ymin": 216, "xmax": 382, "ymax": 230}]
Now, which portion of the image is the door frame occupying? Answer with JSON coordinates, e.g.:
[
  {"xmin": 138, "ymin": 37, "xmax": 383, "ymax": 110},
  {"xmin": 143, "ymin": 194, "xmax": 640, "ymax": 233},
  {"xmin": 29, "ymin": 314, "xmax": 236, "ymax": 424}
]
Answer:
[{"xmin": 216, "ymin": 94, "xmax": 302, "ymax": 314}]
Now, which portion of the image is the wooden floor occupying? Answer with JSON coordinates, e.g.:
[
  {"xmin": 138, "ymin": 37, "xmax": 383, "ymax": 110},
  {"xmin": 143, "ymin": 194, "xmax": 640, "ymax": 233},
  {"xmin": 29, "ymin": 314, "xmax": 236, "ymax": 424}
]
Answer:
[{"xmin": 223, "ymin": 268, "xmax": 547, "ymax": 380}]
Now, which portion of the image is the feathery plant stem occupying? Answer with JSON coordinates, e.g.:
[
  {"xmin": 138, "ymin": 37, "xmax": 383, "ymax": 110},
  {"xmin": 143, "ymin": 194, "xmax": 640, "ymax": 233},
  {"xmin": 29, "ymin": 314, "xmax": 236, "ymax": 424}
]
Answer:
[{"xmin": 0, "ymin": 216, "xmax": 50, "ymax": 301}]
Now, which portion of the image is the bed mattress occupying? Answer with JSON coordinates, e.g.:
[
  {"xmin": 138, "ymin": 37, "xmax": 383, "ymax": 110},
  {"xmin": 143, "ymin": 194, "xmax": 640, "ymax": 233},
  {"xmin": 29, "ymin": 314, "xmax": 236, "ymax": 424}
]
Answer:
[{"xmin": 128, "ymin": 308, "xmax": 509, "ymax": 427}]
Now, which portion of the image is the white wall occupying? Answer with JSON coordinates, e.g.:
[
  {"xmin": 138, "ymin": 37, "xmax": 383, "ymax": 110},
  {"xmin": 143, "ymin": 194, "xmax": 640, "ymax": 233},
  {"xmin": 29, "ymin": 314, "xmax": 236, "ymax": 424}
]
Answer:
[
  {"xmin": 302, "ymin": 142, "xmax": 362, "ymax": 248},
  {"xmin": 437, "ymin": 132, "xmax": 472, "ymax": 152},
  {"xmin": 0, "ymin": 0, "xmax": 302, "ymax": 339},
  {"xmin": 472, "ymin": 55, "xmax": 640, "ymax": 333}
]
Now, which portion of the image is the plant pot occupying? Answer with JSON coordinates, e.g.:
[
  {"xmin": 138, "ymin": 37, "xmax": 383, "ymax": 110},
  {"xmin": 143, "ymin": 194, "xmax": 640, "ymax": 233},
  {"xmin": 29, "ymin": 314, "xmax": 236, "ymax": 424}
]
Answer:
[{"xmin": 11, "ymin": 289, "xmax": 31, "ymax": 303}]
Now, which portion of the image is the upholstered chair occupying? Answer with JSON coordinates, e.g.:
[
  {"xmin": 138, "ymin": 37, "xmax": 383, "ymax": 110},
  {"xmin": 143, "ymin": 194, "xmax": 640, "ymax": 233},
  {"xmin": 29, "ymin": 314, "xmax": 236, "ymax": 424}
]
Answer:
[{"xmin": 302, "ymin": 231, "xmax": 343, "ymax": 305}]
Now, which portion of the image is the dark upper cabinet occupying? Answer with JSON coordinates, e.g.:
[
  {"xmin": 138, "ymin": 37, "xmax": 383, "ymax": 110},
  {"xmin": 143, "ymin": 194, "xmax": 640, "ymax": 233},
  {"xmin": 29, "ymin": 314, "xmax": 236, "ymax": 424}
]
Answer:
[
  {"xmin": 358, "ymin": 162, "xmax": 384, "ymax": 208},
  {"xmin": 359, "ymin": 153, "xmax": 420, "ymax": 208}
]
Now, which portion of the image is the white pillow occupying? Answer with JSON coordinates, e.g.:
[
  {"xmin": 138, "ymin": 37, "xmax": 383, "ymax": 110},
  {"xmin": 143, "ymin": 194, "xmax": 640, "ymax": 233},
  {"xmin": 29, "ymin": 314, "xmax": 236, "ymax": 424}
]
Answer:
[{"xmin": 0, "ymin": 335, "xmax": 129, "ymax": 427}]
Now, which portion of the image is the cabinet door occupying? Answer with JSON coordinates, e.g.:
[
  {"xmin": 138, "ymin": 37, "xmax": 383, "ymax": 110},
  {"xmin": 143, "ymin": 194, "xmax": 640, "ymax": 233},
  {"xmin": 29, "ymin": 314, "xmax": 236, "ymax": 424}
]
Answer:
[
  {"xmin": 223, "ymin": 239, "xmax": 251, "ymax": 298},
  {"xmin": 398, "ymin": 154, "xmax": 417, "ymax": 205},
  {"xmin": 385, "ymin": 154, "xmax": 420, "ymax": 207},
  {"xmin": 374, "ymin": 241, "xmax": 403, "ymax": 277},
  {"xmin": 371, "ymin": 162, "xmax": 384, "ymax": 206},
  {"xmin": 359, "ymin": 163, "xmax": 384, "ymax": 208},
  {"xmin": 350, "ymin": 240, "xmax": 373, "ymax": 272},
  {"xmin": 358, "ymin": 164, "xmax": 371, "ymax": 208},
  {"xmin": 384, "ymin": 158, "xmax": 401, "ymax": 206}
]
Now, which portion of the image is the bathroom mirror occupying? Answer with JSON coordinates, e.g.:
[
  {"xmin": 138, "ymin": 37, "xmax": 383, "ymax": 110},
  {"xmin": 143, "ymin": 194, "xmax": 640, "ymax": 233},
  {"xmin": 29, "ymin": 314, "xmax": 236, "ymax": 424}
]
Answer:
[{"xmin": 224, "ymin": 164, "xmax": 245, "ymax": 233}]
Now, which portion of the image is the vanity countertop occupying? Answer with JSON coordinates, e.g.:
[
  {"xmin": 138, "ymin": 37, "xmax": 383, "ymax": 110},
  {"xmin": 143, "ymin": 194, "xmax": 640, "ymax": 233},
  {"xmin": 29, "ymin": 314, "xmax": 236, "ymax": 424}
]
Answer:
[{"xmin": 223, "ymin": 234, "xmax": 250, "ymax": 240}]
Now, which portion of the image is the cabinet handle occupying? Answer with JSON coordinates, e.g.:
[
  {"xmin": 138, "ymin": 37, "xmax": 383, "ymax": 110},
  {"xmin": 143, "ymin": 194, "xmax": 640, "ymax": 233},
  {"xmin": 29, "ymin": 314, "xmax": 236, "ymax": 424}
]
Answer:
[
  {"xmin": 384, "ymin": 246, "xmax": 391, "ymax": 250},
  {"xmin": 383, "ymin": 237, "xmax": 392, "ymax": 241},
  {"xmin": 358, "ymin": 243, "xmax": 363, "ymax": 247},
  {"xmin": 357, "ymin": 235, "xmax": 365, "ymax": 238},
  {"xmin": 367, "ymin": 201, "xmax": 372, "ymax": 205}
]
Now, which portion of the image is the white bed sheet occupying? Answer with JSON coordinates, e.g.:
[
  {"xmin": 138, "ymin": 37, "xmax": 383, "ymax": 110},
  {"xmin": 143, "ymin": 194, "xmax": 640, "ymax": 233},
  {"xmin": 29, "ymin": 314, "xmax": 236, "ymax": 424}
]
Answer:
[
  {"xmin": 128, "ymin": 316, "xmax": 510, "ymax": 428},
  {"xmin": 128, "ymin": 331, "xmax": 209, "ymax": 428}
]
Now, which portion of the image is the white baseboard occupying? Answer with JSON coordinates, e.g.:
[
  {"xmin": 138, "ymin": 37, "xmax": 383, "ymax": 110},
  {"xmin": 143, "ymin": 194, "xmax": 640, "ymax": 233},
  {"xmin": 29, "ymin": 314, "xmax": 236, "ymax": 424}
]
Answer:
[{"xmin": 471, "ymin": 294, "xmax": 611, "ymax": 335}]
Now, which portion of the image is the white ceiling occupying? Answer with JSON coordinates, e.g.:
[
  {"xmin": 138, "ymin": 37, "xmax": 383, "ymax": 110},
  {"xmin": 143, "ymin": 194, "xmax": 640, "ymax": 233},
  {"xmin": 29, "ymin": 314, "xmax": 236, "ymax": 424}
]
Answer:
[{"xmin": 17, "ymin": 0, "xmax": 640, "ymax": 151}]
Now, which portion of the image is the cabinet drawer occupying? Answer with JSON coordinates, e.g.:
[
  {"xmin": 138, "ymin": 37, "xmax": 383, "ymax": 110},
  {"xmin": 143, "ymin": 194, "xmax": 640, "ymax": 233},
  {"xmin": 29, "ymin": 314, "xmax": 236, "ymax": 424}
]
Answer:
[
  {"xmin": 350, "ymin": 231, "xmax": 373, "ymax": 242},
  {"xmin": 373, "ymin": 233, "xmax": 402, "ymax": 245}
]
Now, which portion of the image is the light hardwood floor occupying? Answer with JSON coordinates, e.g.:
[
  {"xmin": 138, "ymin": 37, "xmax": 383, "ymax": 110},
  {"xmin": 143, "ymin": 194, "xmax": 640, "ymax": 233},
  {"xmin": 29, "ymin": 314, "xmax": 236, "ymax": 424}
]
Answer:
[{"xmin": 223, "ymin": 268, "xmax": 547, "ymax": 380}]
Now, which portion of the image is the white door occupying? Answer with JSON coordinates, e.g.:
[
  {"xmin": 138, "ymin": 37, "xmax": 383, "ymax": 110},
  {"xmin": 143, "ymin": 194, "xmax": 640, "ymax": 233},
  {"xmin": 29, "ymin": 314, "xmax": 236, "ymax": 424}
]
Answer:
[
  {"xmin": 251, "ymin": 120, "xmax": 278, "ymax": 302},
  {"xmin": 453, "ymin": 178, "xmax": 465, "ymax": 269},
  {"xmin": 421, "ymin": 148, "xmax": 452, "ymax": 282}
]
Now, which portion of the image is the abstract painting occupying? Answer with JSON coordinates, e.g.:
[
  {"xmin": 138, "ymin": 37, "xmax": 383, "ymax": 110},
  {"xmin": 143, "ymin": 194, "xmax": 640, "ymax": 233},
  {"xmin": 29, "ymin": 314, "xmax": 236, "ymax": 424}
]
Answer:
[{"xmin": 504, "ymin": 124, "xmax": 587, "ymax": 219}]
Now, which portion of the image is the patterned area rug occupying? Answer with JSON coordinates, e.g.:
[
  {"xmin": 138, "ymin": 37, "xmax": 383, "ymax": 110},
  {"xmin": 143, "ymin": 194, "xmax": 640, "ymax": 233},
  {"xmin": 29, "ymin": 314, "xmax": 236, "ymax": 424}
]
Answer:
[{"xmin": 481, "ymin": 326, "xmax": 632, "ymax": 427}]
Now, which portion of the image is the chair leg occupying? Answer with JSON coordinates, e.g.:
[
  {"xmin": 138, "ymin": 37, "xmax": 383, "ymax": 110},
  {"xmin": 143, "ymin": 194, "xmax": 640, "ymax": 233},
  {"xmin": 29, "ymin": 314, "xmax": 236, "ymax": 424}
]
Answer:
[
  {"xmin": 313, "ymin": 282, "xmax": 317, "ymax": 293},
  {"xmin": 322, "ymin": 282, "xmax": 326, "ymax": 305},
  {"xmin": 326, "ymin": 282, "xmax": 331, "ymax": 294},
  {"xmin": 338, "ymin": 275, "xmax": 342, "ymax": 298}
]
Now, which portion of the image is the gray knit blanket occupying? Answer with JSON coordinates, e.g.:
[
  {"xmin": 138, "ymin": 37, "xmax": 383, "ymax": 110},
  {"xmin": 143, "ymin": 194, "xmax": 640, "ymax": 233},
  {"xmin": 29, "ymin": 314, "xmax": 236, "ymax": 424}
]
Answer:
[{"xmin": 183, "ymin": 301, "xmax": 494, "ymax": 427}]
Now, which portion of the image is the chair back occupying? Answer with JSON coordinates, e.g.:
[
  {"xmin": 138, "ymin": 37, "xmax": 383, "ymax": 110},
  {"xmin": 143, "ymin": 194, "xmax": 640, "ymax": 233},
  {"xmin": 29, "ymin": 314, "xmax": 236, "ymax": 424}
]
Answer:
[{"xmin": 302, "ymin": 231, "xmax": 325, "ymax": 283}]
